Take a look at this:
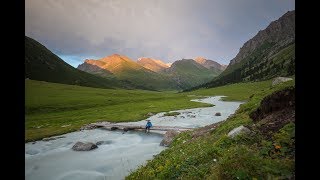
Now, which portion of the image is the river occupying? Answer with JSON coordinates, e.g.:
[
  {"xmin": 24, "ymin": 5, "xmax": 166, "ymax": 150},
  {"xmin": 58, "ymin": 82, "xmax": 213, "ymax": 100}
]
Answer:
[{"xmin": 25, "ymin": 96, "xmax": 242, "ymax": 180}]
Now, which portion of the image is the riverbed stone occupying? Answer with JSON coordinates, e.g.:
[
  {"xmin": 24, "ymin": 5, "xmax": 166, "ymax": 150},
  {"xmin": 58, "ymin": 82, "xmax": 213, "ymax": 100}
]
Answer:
[
  {"xmin": 42, "ymin": 136, "xmax": 65, "ymax": 141},
  {"xmin": 72, "ymin": 142, "xmax": 98, "ymax": 151},
  {"xmin": 160, "ymin": 130, "xmax": 180, "ymax": 147},
  {"xmin": 227, "ymin": 125, "xmax": 251, "ymax": 138},
  {"xmin": 110, "ymin": 127, "xmax": 118, "ymax": 130}
]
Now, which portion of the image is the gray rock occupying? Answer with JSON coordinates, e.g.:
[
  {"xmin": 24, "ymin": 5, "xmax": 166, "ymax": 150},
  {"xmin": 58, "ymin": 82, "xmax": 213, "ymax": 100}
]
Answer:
[
  {"xmin": 227, "ymin": 125, "xmax": 251, "ymax": 138},
  {"xmin": 215, "ymin": 112, "xmax": 221, "ymax": 116},
  {"xmin": 42, "ymin": 136, "xmax": 65, "ymax": 141},
  {"xmin": 96, "ymin": 140, "xmax": 113, "ymax": 146},
  {"xmin": 272, "ymin": 77, "xmax": 293, "ymax": 86},
  {"xmin": 26, "ymin": 149, "xmax": 40, "ymax": 155},
  {"xmin": 110, "ymin": 127, "xmax": 118, "ymax": 130},
  {"xmin": 72, "ymin": 142, "xmax": 98, "ymax": 151},
  {"xmin": 160, "ymin": 130, "xmax": 180, "ymax": 147}
]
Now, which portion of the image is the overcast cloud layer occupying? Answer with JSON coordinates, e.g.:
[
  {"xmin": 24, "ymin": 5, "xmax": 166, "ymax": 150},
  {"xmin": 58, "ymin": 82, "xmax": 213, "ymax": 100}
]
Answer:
[{"xmin": 26, "ymin": 0, "xmax": 294, "ymax": 67}]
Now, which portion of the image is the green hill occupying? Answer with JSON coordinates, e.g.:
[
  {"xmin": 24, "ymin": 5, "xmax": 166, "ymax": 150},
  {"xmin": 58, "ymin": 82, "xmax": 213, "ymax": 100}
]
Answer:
[
  {"xmin": 164, "ymin": 59, "xmax": 221, "ymax": 89},
  {"xmin": 25, "ymin": 36, "xmax": 124, "ymax": 89}
]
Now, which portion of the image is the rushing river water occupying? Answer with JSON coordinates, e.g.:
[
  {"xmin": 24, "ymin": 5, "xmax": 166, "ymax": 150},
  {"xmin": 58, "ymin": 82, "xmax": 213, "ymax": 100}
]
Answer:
[{"xmin": 25, "ymin": 96, "xmax": 242, "ymax": 180}]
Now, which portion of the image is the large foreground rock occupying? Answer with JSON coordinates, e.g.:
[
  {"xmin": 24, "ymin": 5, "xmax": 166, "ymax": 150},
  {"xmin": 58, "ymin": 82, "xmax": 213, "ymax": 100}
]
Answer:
[
  {"xmin": 227, "ymin": 125, "xmax": 251, "ymax": 138},
  {"xmin": 160, "ymin": 130, "xmax": 180, "ymax": 147},
  {"xmin": 272, "ymin": 77, "xmax": 293, "ymax": 86},
  {"xmin": 72, "ymin": 142, "xmax": 98, "ymax": 151}
]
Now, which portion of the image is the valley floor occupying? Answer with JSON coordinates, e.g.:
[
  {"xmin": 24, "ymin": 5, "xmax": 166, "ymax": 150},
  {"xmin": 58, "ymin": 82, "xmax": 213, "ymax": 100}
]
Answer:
[
  {"xmin": 25, "ymin": 78, "xmax": 295, "ymax": 179},
  {"xmin": 26, "ymin": 79, "xmax": 277, "ymax": 141}
]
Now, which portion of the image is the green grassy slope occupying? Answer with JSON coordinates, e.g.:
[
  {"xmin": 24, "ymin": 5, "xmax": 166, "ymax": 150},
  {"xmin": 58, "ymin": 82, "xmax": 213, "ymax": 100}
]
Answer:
[
  {"xmin": 127, "ymin": 80, "xmax": 295, "ymax": 179},
  {"xmin": 199, "ymin": 42, "xmax": 295, "ymax": 89},
  {"xmin": 25, "ymin": 78, "xmax": 290, "ymax": 142},
  {"xmin": 25, "ymin": 79, "xmax": 211, "ymax": 141},
  {"xmin": 25, "ymin": 36, "xmax": 124, "ymax": 89},
  {"xmin": 114, "ymin": 68, "xmax": 179, "ymax": 91},
  {"xmin": 165, "ymin": 59, "xmax": 221, "ymax": 89}
]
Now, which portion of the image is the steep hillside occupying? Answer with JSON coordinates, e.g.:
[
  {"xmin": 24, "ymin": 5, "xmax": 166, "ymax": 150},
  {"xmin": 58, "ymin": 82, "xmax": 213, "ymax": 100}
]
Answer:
[
  {"xmin": 127, "ymin": 80, "xmax": 295, "ymax": 179},
  {"xmin": 78, "ymin": 54, "xmax": 178, "ymax": 90},
  {"xmin": 194, "ymin": 57, "xmax": 227, "ymax": 71},
  {"xmin": 25, "ymin": 36, "xmax": 122, "ymax": 89},
  {"xmin": 164, "ymin": 59, "xmax": 220, "ymax": 89},
  {"xmin": 197, "ymin": 10, "xmax": 295, "ymax": 89},
  {"xmin": 137, "ymin": 57, "xmax": 169, "ymax": 72}
]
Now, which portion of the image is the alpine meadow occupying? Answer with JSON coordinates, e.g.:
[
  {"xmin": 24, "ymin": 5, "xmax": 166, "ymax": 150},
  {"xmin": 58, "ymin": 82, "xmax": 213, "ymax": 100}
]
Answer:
[{"xmin": 25, "ymin": 1, "xmax": 295, "ymax": 180}]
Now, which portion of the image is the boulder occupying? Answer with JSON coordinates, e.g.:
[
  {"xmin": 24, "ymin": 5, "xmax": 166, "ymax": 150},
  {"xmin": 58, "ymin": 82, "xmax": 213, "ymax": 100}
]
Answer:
[
  {"xmin": 227, "ymin": 125, "xmax": 251, "ymax": 138},
  {"xmin": 272, "ymin": 77, "xmax": 293, "ymax": 86},
  {"xmin": 147, "ymin": 112, "xmax": 155, "ymax": 116},
  {"xmin": 160, "ymin": 130, "xmax": 180, "ymax": 147},
  {"xmin": 72, "ymin": 142, "xmax": 98, "ymax": 151},
  {"xmin": 110, "ymin": 127, "xmax": 118, "ymax": 131},
  {"xmin": 215, "ymin": 112, "xmax": 221, "ymax": 116}
]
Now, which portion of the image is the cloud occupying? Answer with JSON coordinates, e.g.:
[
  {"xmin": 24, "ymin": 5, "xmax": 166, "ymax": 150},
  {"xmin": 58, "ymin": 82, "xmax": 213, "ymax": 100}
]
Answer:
[{"xmin": 26, "ymin": 0, "xmax": 295, "ymax": 67}]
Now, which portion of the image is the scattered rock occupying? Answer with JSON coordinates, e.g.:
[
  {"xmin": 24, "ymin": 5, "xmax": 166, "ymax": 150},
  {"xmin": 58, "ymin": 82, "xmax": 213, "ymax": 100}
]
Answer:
[
  {"xmin": 123, "ymin": 127, "xmax": 135, "ymax": 132},
  {"xmin": 160, "ymin": 130, "xmax": 180, "ymax": 147},
  {"xmin": 227, "ymin": 125, "xmax": 251, "ymax": 138},
  {"xmin": 26, "ymin": 149, "xmax": 40, "ymax": 155},
  {"xmin": 72, "ymin": 142, "xmax": 98, "ymax": 151},
  {"xmin": 110, "ymin": 127, "xmax": 118, "ymax": 131},
  {"xmin": 272, "ymin": 77, "xmax": 293, "ymax": 86},
  {"xmin": 96, "ymin": 140, "xmax": 113, "ymax": 146},
  {"xmin": 42, "ymin": 136, "xmax": 65, "ymax": 141},
  {"xmin": 147, "ymin": 112, "xmax": 155, "ymax": 116},
  {"xmin": 215, "ymin": 112, "xmax": 221, "ymax": 116},
  {"xmin": 80, "ymin": 124, "xmax": 98, "ymax": 130}
]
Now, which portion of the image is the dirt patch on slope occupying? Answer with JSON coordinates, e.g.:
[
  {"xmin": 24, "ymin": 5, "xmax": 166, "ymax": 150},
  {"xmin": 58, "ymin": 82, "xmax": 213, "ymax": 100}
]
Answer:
[{"xmin": 250, "ymin": 87, "xmax": 295, "ymax": 138}]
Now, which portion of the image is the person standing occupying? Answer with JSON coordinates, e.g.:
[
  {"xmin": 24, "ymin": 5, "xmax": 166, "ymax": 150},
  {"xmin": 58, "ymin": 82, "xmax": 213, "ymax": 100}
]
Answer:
[{"xmin": 145, "ymin": 120, "xmax": 152, "ymax": 133}]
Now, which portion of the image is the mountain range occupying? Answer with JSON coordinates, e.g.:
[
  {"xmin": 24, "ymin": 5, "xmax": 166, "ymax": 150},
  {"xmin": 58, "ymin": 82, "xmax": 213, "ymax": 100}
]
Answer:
[
  {"xmin": 25, "ymin": 10, "xmax": 294, "ymax": 92},
  {"xmin": 77, "ymin": 55, "xmax": 225, "ymax": 90},
  {"xmin": 25, "ymin": 35, "xmax": 225, "ymax": 91}
]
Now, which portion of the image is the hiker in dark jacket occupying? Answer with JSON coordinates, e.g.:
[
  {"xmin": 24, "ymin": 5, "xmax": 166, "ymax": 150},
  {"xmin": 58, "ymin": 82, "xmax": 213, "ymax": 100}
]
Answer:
[{"xmin": 145, "ymin": 120, "xmax": 152, "ymax": 133}]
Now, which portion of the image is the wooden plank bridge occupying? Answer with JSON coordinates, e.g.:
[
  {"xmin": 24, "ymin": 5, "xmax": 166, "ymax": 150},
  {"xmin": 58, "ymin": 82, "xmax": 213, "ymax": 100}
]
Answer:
[{"xmin": 87, "ymin": 122, "xmax": 194, "ymax": 132}]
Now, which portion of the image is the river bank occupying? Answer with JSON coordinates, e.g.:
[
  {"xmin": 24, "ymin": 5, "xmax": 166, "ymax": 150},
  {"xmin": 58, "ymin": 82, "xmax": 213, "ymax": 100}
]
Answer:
[{"xmin": 25, "ymin": 96, "xmax": 242, "ymax": 180}]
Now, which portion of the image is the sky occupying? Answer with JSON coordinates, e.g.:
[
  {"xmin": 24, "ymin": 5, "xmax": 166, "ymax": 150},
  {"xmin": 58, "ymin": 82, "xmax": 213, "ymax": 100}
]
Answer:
[{"xmin": 25, "ymin": 0, "xmax": 295, "ymax": 67}]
